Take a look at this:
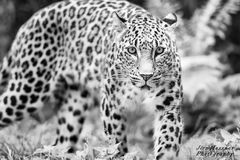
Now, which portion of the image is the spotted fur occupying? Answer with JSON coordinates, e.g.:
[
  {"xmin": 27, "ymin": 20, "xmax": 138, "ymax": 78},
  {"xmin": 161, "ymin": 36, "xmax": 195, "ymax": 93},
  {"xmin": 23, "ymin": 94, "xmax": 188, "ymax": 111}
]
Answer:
[{"xmin": 0, "ymin": 0, "xmax": 183, "ymax": 159}]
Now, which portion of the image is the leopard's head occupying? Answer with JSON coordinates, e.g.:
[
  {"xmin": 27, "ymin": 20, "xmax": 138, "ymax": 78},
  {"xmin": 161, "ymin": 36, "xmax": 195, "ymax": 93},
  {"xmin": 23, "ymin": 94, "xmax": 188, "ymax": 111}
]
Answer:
[{"xmin": 111, "ymin": 11, "xmax": 179, "ymax": 90}]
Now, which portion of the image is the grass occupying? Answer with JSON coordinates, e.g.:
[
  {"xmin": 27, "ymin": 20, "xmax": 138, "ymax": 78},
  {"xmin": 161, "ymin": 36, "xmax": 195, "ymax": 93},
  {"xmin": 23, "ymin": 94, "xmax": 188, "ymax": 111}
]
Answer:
[{"xmin": 0, "ymin": 109, "xmax": 240, "ymax": 160}]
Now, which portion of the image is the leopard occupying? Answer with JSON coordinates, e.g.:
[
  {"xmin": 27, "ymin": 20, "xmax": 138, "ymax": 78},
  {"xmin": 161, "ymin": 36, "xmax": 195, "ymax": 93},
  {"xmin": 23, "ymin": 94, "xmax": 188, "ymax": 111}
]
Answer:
[{"xmin": 0, "ymin": 0, "xmax": 183, "ymax": 159}]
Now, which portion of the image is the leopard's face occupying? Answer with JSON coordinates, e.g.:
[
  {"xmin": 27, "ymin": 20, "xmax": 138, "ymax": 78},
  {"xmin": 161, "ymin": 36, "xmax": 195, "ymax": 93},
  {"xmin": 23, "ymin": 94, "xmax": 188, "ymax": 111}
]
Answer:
[{"xmin": 113, "ymin": 14, "xmax": 178, "ymax": 90}]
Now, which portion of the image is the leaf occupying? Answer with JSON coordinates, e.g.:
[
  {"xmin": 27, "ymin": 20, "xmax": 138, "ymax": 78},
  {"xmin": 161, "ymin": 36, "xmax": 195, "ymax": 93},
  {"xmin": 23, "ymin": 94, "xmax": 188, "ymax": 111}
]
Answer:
[
  {"xmin": 221, "ymin": 73, "xmax": 240, "ymax": 96},
  {"xmin": 182, "ymin": 54, "xmax": 225, "ymax": 102},
  {"xmin": 33, "ymin": 144, "xmax": 70, "ymax": 158},
  {"xmin": 146, "ymin": 0, "xmax": 180, "ymax": 18},
  {"xmin": 215, "ymin": 129, "xmax": 240, "ymax": 145},
  {"xmin": 93, "ymin": 143, "xmax": 120, "ymax": 159},
  {"xmin": 123, "ymin": 146, "xmax": 147, "ymax": 160},
  {"xmin": 76, "ymin": 143, "xmax": 94, "ymax": 160}
]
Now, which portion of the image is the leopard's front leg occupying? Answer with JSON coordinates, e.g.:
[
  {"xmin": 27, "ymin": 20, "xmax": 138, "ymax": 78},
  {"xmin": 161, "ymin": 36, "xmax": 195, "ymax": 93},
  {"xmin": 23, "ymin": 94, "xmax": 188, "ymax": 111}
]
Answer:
[
  {"xmin": 100, "ymin": 86, "xmax": 128, "ymax": 156},
  {"xmin": 153, "ymin": 83, "xmax": 183, "ymax": 160}
]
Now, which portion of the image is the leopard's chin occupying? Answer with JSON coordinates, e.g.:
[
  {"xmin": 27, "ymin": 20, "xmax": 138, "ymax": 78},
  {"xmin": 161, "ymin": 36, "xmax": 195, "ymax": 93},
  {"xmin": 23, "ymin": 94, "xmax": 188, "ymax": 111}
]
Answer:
[{"xmin": 140, "ymin": 84, "xmax": 151, "ymax": 90}]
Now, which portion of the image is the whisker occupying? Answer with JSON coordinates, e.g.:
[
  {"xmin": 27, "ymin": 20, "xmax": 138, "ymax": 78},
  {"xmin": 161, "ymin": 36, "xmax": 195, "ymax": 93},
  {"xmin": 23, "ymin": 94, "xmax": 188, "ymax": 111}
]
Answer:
[
  {"xmin": 110, "ymin": 74, "xmax": 129, "ymax": 82},
  {"xmin": 130, "ymin": 79, "xmax": 140, "ymax": 83}
]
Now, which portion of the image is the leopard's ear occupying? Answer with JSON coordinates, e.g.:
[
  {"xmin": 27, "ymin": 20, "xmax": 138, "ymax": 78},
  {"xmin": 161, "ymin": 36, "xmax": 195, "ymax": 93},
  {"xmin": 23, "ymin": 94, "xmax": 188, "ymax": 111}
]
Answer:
[
  {"xmin": 163, "ymin": 13, "xmax": 177, "ymax": 27},
  {"xmin": 112, "ymin": 12, "xmax": 127, "ymax": 32}
]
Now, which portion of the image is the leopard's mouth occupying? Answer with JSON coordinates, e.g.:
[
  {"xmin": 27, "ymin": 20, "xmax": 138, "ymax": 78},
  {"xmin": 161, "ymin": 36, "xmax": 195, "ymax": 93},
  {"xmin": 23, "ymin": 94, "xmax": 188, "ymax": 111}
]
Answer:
[{"xmin": 130, "ymin": 79, "xmax": 152, "ymax": 90}]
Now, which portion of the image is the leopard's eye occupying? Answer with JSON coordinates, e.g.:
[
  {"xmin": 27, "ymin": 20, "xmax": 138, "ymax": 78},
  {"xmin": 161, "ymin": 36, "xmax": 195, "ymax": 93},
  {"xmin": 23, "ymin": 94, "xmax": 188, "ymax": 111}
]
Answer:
[
  {"xmin": 127, "ymin": 46, "xmax": 137, "ymax": 55},
  {"xmin": 155, "ymin": 47, "xmax": 165, "ymax": 57}
]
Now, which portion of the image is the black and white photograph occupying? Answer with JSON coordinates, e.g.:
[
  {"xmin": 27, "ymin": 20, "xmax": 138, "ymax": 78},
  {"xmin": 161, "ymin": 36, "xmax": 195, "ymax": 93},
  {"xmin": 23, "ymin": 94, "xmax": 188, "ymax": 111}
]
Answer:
[{"xmin": 0, "ymin": 0, "xmax": 240, "ymax": 159}]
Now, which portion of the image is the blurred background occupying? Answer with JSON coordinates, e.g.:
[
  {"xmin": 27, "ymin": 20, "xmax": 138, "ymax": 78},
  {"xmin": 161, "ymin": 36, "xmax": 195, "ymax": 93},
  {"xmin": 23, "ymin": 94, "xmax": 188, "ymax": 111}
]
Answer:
[{"xmin": 0, "ymin": 0, "xmax": 240, "ymax": 159}]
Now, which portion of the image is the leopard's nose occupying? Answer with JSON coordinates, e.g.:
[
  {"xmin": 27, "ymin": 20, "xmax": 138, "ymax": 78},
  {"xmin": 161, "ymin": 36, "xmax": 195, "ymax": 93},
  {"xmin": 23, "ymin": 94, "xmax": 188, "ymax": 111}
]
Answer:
[{"xmin": 140, "ymin": 74, "xmax": 153, "ymax": 81}]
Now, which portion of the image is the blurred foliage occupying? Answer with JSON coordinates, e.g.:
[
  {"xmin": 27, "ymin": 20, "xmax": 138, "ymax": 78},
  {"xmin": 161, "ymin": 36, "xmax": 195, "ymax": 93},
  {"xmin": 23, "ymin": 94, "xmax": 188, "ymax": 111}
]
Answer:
[
  {"xmin": 0, "ymin": 0, "xmax": 14, "ymax": 60},
  {"xmin": 12, "ymin": 0, "xmax": 60, "ymax": 33},
  {"xmin": 146, "ymin": 0, "xmax": 240, "ymax": 138}
]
